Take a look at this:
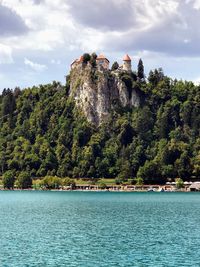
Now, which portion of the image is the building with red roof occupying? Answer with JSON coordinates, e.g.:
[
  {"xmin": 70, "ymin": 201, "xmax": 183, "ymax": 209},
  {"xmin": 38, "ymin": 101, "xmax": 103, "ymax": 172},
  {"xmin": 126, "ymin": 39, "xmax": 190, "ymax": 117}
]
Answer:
[
  {"xmin": 123, "ymin": 54, "xmax": 131, "ymax": 61},
  {"xmin": 96, "ymin": 54, "xmax": 109, "ymax": 70},
  {"xmin": 71, "ymin": 53, "xmax": 132, "ymax": 71},
  {"xmin": 123, "ymin": 54, "xmax": 132, "ymax": 71},
  {"xmin": 71, "ymin": 55, "xmax": 84, "ymax": 69}
]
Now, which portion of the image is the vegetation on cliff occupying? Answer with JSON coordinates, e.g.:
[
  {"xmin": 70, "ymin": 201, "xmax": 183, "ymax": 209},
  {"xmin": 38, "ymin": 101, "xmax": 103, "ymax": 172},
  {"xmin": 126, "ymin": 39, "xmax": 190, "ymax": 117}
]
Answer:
[{"xmin": 0, "ymin": 64, "xmax": 200, "ymax": 185}]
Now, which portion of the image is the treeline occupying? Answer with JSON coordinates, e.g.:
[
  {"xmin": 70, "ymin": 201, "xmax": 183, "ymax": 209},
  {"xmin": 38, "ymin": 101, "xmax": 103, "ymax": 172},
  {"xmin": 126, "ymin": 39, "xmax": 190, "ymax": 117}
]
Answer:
[
  {"xmin": 1, "ymin": 170, "xmax": 76, "ymax": 190},
  {"xmin": 0, "ymin": 68, "xmax": 200, "ymax": 184}
]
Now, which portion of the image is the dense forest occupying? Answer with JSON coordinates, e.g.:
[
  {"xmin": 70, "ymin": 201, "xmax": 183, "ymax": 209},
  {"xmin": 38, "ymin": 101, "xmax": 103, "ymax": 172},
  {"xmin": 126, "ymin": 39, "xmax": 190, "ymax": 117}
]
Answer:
[{"xmin": 1, "ymin": 60, "xmax": 200, "ymax": 185}]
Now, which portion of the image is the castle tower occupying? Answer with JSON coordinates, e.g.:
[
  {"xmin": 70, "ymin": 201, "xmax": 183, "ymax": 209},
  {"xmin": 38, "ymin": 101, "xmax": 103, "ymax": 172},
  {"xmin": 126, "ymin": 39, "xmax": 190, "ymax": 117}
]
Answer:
[{"xmin": 123, "ymin": 54, "xmax": 131, "ymax": 71}]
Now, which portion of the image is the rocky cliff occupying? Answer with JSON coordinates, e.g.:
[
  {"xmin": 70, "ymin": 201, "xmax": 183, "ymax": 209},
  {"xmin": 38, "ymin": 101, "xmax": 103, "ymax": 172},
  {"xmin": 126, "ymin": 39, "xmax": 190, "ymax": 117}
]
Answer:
[{"xmin": 69, "ymin": 64, "xmax": 141, "ymax": 126}]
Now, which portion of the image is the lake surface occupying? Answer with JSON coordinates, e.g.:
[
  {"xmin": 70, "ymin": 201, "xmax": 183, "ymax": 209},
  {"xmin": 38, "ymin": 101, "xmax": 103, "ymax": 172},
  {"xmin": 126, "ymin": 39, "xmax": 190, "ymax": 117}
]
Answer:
[{"xmin": 0, "ymin": 192, "xmax": 200, "ymax": 267}]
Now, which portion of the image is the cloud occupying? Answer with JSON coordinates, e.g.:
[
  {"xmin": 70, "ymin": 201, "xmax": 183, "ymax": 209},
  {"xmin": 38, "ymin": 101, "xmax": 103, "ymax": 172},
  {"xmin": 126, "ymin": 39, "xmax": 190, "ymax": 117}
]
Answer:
[
  {"xmin": 89, "ymin": 0, "xmax": 200, "ymax": 57},
  {"xmin": 67, "ymin": 0, "xmax": 135, "ymax": 31},
  {"xmin": 24, "ymin": 58, "xmax": 47, "ymax": 71},
  {"xmin": 0, "ymin": 44, "xmax": 13, "ymax": 64},
  {"xmin": 2, "ymin": 0, "xmax": 200, "ymax": 57},
  {"xmin": 51, "ymin": 59, "xmax": 61, "ymax": 65},
  {"xmin": 0, "ymin": 4, "xmax": 28, "ymax": 36},
  {"xmin": 32, "ymin": 0, "xmax": 43, "ymax": 4},
  {"xmin": 0, "ymin": 0, "xmax": 200, "ymax": 89}
]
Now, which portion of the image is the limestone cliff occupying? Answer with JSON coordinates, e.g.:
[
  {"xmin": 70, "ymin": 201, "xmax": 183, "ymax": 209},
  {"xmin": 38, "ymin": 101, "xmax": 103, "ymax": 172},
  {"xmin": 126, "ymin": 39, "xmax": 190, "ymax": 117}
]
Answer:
[{"xmin": 69, "ymin": 64, "xmax": 141, "ymax": 126}]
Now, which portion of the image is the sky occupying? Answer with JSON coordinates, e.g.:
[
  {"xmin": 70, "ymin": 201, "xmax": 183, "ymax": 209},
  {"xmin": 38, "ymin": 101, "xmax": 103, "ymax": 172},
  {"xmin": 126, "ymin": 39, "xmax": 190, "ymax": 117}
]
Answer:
[{"xmin": 1, "ymin": 0, "xmax": 200, "ymax": 90}]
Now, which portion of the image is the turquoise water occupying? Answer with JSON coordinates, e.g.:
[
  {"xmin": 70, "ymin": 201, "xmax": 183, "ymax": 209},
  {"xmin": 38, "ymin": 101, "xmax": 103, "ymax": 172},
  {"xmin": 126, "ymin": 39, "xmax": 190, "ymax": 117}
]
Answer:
[{"xmin": 0, "ymin": 192, "xmax": 200, "ymax": 267}]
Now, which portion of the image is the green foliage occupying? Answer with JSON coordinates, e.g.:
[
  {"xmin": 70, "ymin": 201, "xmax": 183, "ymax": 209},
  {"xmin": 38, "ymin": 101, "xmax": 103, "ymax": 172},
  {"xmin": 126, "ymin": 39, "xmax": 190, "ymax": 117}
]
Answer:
[
  {"xmin": 62, "ymin": 177, "xmax": 76, "ymax": 188},
  {"xmin": 134, "ymin": 177, "xmax": 144, "ymax": 186},
  {"xmin": 17, "ymin": 171, "xmax": 32, "ymax": 189},
  {"xmin": 2, "ymin": 170, "xmax": 15, "ymax": 189},
  {"xmin": 111, "ymin": 61, "xmax": 119, "ymax": 71},
  {"xmin": 148, "ymin": 68, "xmax": 164, "ymax": 87},
  {"xmin": 82, "ymin": 53, "xmax": 91, "ymax": 64},
  {"xmin": 175, "ymin": 178, "xmax": 184, "ymax": 189},
  {"xmin": 137, "ymin": 59, "xmax": 144, "ymax": 81},
  {"xmin": 40, "ymin": 176, "xmax": 62, "ymax": 189},
  {"xmin": 90, "ymin": 53, "xmax": 97, "ymax": 67},
  {"xmin": 99, "ymin": 182, "xmax": 107, "ymax": 189},
  {"xmin": 115, "ymin": 177, "xmax": 123, "ymax": 185},
  {"xmin": 0, "ymin": 68, "xmax": 200, "ymax": 184}
]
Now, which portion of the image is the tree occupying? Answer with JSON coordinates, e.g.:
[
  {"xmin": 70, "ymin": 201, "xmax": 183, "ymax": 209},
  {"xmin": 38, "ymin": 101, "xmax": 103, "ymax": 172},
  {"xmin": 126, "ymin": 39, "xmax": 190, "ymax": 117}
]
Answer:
[
  {"xmin": 17, "ymin": 171, "xmax": 32, "ymax": 189},
  {"xmin": 82, "ymin": 53, "xmax": 91, "ymax": 64},
  {"xmin": 111, "ymin": 61, "xmax": 119, "ymax": 71},
  {"xmin": 137, "ymin": 59, "xmax": 144, "ymax": 81},
  {"xmin": 2, "ymin": 171, "xmax": 15, "ymax": 189},
  {"xmin": 134, "ymin": 177, "xmax": 144, "ymax": 186},
  {"xmin": 1, "ymin": 89, "xmax": 16, "ymax": 118},
  {"xmin": 1, "ymin": 61, "xmax": 200, "ymax": 185},
  {"xmin": 90, "ymin": 53, "xmax": 97, "ymax": 67},
  {"xmin": 148, "ymin": 68, "xmax": 164, "ymax": 86},
  {"xmin": 98, "ymin": 182, "xmax": 107, "ymax": 189},
  {"xmin": 117, "ymin": 160, "xmax": 131, "ymax": 181},
  {"xmin": 175, "ymin": 178, "xmax": 184, "ymax": 189},
  {"xmin": 39, "ymin": 176, "xmax": 62, "ymax": 189},
  {"xmin": 137, "ymin": 160, "xmax": 164, "ymax": 184}
]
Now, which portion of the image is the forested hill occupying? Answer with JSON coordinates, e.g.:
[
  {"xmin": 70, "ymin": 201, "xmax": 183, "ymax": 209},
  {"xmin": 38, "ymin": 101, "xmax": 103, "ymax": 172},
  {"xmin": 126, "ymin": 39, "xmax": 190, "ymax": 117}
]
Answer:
[{"xmin": 1, "ymin": 69, "xmax": 200, "ymax": 184}]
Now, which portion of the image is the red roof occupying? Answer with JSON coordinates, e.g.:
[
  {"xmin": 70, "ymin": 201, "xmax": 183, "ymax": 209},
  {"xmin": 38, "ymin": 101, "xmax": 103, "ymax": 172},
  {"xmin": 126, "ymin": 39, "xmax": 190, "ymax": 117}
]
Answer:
[
  {"xmin": 123, "ymin": 54, "xmax": 131, "ymax": 61},
  {"xmin": 96, "ymin": 54, "xmax": 110, "ymax": 62},
  {"xmin": 78, "ymin": 55, "xmax": 84, "ymax": 62},
  {"xmin": 71, "ymin": 55, "xmax": 84, "ymax": 66}
]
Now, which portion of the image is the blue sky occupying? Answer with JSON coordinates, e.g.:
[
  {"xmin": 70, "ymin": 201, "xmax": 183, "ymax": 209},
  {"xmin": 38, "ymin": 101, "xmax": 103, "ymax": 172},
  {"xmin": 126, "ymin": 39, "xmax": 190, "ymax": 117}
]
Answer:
[{"xmin": 1, "ymin": 0, "xmax": 200, "ymax": 91}]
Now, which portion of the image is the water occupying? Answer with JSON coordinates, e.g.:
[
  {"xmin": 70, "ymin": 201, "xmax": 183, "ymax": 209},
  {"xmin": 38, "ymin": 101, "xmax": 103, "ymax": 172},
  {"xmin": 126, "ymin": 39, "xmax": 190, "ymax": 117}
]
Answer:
[{"xmin": 0, "ymin": 192, "xmax": 200, "ymax": 267}]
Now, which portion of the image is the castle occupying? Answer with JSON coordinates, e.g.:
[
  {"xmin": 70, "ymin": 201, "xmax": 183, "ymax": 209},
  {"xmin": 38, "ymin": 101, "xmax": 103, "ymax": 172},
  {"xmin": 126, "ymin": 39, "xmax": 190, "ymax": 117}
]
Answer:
[{"xmin": 71, "ymin": 53, "xmax": 132, "ymax": 71}]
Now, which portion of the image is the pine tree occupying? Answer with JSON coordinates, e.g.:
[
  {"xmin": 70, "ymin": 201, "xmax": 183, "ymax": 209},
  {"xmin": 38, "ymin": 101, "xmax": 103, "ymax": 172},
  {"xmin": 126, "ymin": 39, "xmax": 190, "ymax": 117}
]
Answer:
[
  {"xmin": 137, "ymin": 59, "xmax": 144, "ymax": 81},
  {"xmin": 111, "ymin": 61, "xmax": 119, "ymax": 71}
]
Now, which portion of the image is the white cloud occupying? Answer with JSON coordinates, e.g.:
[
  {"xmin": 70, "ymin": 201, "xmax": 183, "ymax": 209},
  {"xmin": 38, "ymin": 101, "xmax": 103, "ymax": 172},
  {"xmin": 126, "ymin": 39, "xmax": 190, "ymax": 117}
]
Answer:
[
  {"xmin": 0, "ymin": 0, "xmax": 200, "ymax": 89},
  {"xmin": 51, "ymin": 59, "xmax": 61, "ymax": 65},
  {"xmin": 1, "ymin": 0, "xmax": 200, "ymax": 57},
  {"xmin": 0, "ymin": 43, "xmax": 13, "ymax": 64},
  {"xmin": 24, "ymin": 58, "xmax": 47, "ymax": 71}
]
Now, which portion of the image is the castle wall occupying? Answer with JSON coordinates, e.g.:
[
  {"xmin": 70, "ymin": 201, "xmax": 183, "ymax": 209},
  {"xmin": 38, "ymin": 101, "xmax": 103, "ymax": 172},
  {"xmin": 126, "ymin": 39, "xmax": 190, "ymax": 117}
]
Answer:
[
  {"xmin": 123, "ymin": 61, "xmax": 131, "ymax": 71},
  {"xmin": 96, "ymin": 59, "xmax": 109, "ymax": 70}
]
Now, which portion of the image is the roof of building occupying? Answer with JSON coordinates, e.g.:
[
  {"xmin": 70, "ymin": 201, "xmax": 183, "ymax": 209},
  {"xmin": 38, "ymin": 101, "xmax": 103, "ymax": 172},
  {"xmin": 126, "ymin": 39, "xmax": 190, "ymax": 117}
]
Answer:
[
  {"xmin": 77, "ymin": 55, "xmax": 84, "ymax": 63},
  {"xmin": 96, "ymin": 54, "xmax": 110, "ymax": 62},
  {"xmin": 71, "ymin": 55, "xmax": 84, "ymax": 66},
  {"xmin": 123, "ymin": 54, "xmax": 131, "ymax": 61},
  {"xmin": 189, "ymin": 182, "xmax": 200, "ymax": 189}
]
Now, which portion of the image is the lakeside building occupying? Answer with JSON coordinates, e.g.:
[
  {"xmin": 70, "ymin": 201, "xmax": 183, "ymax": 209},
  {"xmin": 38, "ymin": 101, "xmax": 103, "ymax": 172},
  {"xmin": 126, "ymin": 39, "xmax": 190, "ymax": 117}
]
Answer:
[{"xmin": 189, "ymin": 182, "xmax": 200, "ymax": 191}]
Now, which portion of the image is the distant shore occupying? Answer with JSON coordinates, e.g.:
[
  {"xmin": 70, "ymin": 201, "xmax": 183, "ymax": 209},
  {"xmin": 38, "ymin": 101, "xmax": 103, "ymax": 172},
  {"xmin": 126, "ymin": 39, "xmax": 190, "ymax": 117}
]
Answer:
[{"xmin": 0, "ymin": 187, "xmax": 193, "ymax": 192}]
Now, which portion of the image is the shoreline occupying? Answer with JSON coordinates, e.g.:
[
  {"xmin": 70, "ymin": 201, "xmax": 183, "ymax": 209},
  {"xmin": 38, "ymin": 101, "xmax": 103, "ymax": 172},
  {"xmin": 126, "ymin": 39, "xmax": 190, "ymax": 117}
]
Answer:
[{"xmin": 0, "ymin": 188, "xmax": 193, "ymax": 192}]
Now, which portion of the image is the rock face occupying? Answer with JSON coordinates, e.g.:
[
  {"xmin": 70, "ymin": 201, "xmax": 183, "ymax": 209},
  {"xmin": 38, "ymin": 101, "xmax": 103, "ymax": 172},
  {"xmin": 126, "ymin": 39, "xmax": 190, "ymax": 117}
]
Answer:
[{"xmin": 69, "ymin": 64, "xmax": 141, "ymax": 126}]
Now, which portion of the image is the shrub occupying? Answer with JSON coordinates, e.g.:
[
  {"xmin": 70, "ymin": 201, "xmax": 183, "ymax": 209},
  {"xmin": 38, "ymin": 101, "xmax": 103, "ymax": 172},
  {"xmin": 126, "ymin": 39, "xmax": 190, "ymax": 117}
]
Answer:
[
  {"xmin": 2, "ymin": 171, "xmax": 15, "ymax": 189},
  {"xmin": 115, "ymin": 178, "xmax": 123, "ymax": 185},
  {"xmin": 175, "ymin": 178, "xmax": 184, "ymax": 189},
  {"xmin": 17, "ymin": 171, "xmax": 32, "ymax": 189},
  {"xmin": 62, "ymin": 177, "xmax": 76, "ymax": 189},
  {"xmin": 99, "ymin": 182, "xmax": 107, "ymax": 189},
  {"xmin": 40, "ymin": 176, "xmax": 62, "ymax": 189}
]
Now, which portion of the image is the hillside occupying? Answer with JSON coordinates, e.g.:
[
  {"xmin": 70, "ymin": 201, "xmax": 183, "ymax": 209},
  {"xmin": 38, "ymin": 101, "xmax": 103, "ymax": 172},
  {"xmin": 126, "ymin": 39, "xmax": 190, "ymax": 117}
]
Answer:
[{"xmin": 0, "ymin": 62, "xmax": 200, "ymax": 184}]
